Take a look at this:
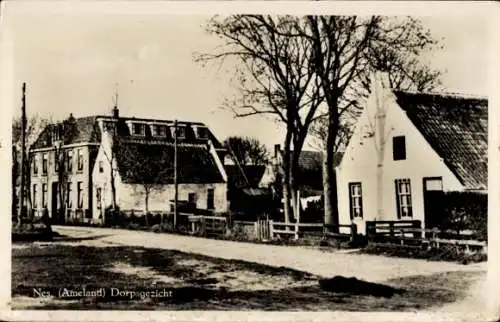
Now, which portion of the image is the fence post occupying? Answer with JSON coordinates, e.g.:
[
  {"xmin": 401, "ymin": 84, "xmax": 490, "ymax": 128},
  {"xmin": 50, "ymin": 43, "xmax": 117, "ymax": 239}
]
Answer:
[
  {"xmin": 350, "ymin": 223, "xmax": 357, "ymax": 244},
  {"xmin": 389, "ymin": 222, "xmax": 394, "ymax": 238},
  {"xmin": 269, "ymin": 220, "xmax": 274, "ymax": 240}
]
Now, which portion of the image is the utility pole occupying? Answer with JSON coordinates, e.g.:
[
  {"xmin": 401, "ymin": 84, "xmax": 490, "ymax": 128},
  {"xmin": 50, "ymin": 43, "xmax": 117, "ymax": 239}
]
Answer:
[
  {"xmin": 173, "ymin": 120, "xmax": 178, "ymax": 229},
  {"xmin": 17, "ymin": 83, "xmax": 27, "ymax": 226}
]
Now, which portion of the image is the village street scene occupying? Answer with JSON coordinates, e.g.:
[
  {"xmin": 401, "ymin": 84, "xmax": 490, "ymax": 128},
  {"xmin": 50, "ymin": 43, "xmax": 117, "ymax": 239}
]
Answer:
[{"xmin": 6, "ymin": 2, "xmax": 493, "ymax": 319}]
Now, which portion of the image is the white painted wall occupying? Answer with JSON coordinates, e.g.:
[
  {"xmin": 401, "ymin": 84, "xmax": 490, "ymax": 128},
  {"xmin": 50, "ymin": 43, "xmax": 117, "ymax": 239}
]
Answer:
[
  {"xmin": 91, "ymin": 126, "xmax": 229, "ymax": 222},
  {"xmin": 117, "ymin": 182, "xmax": 228, "ymax": 213},
  {"xmin": 337, "ymin": 88, "xmax": 464, "ymax": 234}
]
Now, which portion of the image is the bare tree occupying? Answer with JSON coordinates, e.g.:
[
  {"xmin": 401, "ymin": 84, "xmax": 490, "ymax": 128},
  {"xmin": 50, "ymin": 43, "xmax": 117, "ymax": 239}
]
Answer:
[
  {"xmin": 196, "ymin": 15, "xmax": 324, "ymax": 224},
  {"xmin": 12, "ymin": 114, "xmax": 51, "ymax": 224},
  {"xmin": 223, "ymin": 136, "xmax": 269, "ymax": 166},
  {"xmin": 118, "ymin": 143, "xmax": 173, "ymax": 226},
  {"xmin": 302, "ymin": 16, "xmax": 443, "ymax": 228}
]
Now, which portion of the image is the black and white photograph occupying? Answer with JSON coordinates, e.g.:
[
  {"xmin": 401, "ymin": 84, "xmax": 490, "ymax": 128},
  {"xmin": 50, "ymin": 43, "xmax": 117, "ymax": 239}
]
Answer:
[{"xmin": 0, "ymin": 1, "xmax": 498, "ymax": 321}]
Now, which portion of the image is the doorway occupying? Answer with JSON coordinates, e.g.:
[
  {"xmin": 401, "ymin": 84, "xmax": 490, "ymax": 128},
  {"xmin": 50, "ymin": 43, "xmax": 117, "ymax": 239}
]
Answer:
[{"xmin": 422, "ymin": 177, "xmax": 444, "ymax": 228}]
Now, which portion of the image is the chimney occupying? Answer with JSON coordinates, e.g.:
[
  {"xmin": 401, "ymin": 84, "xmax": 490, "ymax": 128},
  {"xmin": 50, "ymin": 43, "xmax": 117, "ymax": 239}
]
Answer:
[
  {"xmin": 274, "ymin": 144, "xmax": 281, "ymax": 158},
  {"xmin": 112, "ymin": 106, "xmax": 119, "ymax": 119}
]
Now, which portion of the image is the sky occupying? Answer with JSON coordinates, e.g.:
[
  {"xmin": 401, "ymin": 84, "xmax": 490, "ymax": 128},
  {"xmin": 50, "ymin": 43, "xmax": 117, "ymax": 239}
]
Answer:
[{"xmin": 1, "ymin": 2, "xmax": 492, "ymax": 150}]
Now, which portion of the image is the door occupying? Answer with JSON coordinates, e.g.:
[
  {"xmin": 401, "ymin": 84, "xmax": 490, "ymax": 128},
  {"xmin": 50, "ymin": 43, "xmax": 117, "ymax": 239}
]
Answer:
[
  {"xmin": 422, "ymin": 177, "xmax": 444, "ymax": 228},
  {"xmin": 51, "ymin": 182, "xmax": 59, "ymax": 223}
]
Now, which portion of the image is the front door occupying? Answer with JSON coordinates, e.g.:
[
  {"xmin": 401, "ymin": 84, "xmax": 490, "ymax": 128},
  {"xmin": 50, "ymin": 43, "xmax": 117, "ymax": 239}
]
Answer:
[
  {"xmin": 422, "ymin": 177, "xmax": 444, "ymax": 228},
  {"xmin": 51, "ymin": 182, "xmax": 59, "ymax": 223}
]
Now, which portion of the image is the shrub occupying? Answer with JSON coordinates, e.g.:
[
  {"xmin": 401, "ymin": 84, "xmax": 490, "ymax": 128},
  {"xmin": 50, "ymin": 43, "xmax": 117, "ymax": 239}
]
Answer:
[{"xmin": 439, "ymin": 192, "xmax": 487, "ymax": 241}]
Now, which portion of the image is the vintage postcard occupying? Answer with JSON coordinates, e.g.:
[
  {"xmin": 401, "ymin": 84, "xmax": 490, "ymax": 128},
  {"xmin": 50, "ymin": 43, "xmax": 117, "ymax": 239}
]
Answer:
[{"xmin": 0, "ymin": 1, "xmax": 499, "ymax": 321}]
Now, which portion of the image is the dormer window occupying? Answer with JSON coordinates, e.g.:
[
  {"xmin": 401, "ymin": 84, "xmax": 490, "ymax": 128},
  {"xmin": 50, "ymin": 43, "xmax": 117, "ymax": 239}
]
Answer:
[
  {"xmin": 132, "ymin": 123, "xmax": 145, "ymax": 136},
  {"xmin": 197, "ymin": 126, "xmax": 209, "ymax": 139},
  {"xmin": 151, "ymin": 124, "xmax": 167, "ymax": 137},
  {"xmin": 103, "ymin": 121, "xmax": 116, "ymax": 132},
  {"xmin": 171, "ymin": 125, "xmax": 186, "ymax": 139}
]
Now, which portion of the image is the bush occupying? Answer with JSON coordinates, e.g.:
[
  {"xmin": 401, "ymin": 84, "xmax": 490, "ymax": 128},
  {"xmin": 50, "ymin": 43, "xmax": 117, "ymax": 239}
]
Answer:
[{"xmin": 439, "ymin": 192, "xmax": 487, "ymax": 240}]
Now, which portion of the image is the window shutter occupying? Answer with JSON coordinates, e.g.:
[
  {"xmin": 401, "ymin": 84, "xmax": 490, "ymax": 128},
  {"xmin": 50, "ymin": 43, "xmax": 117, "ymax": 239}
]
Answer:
[{"xmin": 395, "ymin": 180, "xmax": 401, "ymax": 219}]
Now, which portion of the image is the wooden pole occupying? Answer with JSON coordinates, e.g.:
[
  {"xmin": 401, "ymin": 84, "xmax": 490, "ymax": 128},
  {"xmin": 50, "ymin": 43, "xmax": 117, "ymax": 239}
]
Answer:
[
  {"xmin": 173, "ymin": 120, "xmax": 178, "ymax": 229},
  {"xmin": 17, "ymin": 83, "xmax": 27, "ymax": 225}
]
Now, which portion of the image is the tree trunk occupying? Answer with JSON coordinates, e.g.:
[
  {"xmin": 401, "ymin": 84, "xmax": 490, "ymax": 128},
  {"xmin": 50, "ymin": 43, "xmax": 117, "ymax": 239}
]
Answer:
[
  {"xmin": 323, "ymin": 99, "xmax": 340, "ymax": 230},
  {"xmin": 144, "ymin": 189, "xmax": 149, "ymax": 227},
  {"xmin": 282, "ymin": 129, "xmax": 292, "ymax": 226}
]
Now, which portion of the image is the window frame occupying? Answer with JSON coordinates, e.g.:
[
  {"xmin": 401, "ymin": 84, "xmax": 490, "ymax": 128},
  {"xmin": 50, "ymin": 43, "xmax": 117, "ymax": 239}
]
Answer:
[
  {"xmin": 132, "ymin": 123, "xmax": 145, "ymax": 136},
  {"xmin": 96, "ymin": 187, "xmax": 102, "ymax": 210},
  {"xmin": 33, "ymin": 154, "xmax": 38, "ymax": 175},
  {"xmin": 77, "ymin": 148, "xmax": 84, "ymax": 171},
  {"xmin": 392, "ymin": 136, "xmax": 407, "ymax": 161},
  {"xmin": 42, "ymin": 183, "xmax": 48, "ymax": 209},
  {"xmin": 348, "ymin": 182, "xmax": 363, "ymax": 219},
  {"xmin": 33, "ymin": 184, "xmax": 38, "ymax": 209},
  {"xmin": 77, "ymin": 181, "xmax": 83, "ymax": 209},
  {"xmin": 42, "ymin": 153, "xmax": 48, "ymax": 175},
  {"xmin": 67, "ymin": 150, "xmax": 73, "ymax": 172},
  {"xmin": 395, "ymin": 178, "xmax": 413, "ymax": 218}
]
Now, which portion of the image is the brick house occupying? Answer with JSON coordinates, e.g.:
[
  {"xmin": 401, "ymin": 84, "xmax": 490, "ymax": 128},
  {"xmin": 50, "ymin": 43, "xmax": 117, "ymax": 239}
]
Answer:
[
  {"xmin": 29, "ymin": 115, "xmax": 100, "ymax": 223},
  {"xmin": 29, "ymin": 107, "xmax": 229, "ymax": 224}
]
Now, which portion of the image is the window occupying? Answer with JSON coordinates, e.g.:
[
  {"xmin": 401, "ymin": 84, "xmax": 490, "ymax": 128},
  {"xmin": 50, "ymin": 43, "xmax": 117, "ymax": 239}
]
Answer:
[
  {"xmin": 175, "ymin": 126, "xmax": 186, "ymax": 139},
  {"xmin": 393, "ymin": 136, "xmax": 406, "ymax": 161},
  {"xmin": 348, "ymin": 182, "xmax": 363, "ymax": 219},
  {"xmin": 67, "ymin": 182, "xmax": 72, "ymax": 208},
  {"xmin": 188, "ymin": 192, "xmax": 197, "ymax": 206},
  {"xmin": 67, "ymin": 150, "xmax": 73, "ymax": 172},
  {"xmin": 33, "ymin": 184, "xmax": 38, "ymax": 209},
  {"xmin": 132, "ymin": 123, "xmax": 145, "ymax": 136},
  {"xmin": 33, "ymin": 155, "xmax": 38, "ymax": 175},
  {"xmin": 152, "ymin": 124, "xmax": 167, "ymax": 137},
  {"xmin": 42, "ymin": 184, "xmax": 48, "ymax": 209},
  {"xmin": 77, "ymin": 182, "xmax": 83, "ymax": 209},
  {"xmin": 42, "ymin": 153, "xmax": 48, "ymax": 175},
  {"xmin": 395, "ymin": 178, "xmax": 413, "ymax": 218},
  {"xmin": 424, "ymin": 177, "xmax": 443, "ymax": 191},
  {"xmin": 197, "ymin": 127, "xmax": 208, "ymax": 139},
  {"xmin": 96, "ymin": 188, "xmax": 102, "ymax": 209},
  {"xmin": 104, "ymin": 121, "xmax": 115, "ymax": 132},
  {"xmin": 77, "ymin": 149, "xmax": 84, "ymax": 171},
  {"xmin": 99, "ymin": 161, "xmax": 104, "ymax": 173},
  {"xmin": 207, "ymin": 188, "xmax": 214, "ymax": 210}
]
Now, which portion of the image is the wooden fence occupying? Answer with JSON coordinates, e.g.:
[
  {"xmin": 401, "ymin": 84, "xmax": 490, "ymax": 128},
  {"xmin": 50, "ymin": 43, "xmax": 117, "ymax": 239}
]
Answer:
[
  {"xmin": 187, "ymin": 215, "xmax": 227, "ymax": 237},
  {"xmin": 365, "ymin": 220, "xmax": 487, "ymax": 253}
]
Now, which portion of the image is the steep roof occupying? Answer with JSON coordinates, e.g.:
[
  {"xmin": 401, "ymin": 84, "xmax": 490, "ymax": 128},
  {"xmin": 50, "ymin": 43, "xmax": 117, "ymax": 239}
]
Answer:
[
  {"xmin": 225, "ymin": 164, "xmax": 267, "ymax": 189},
  {"xmin": 276, "ymin": 149, "xmax": 343, "ymax": 191},
  {"xmin": 393, "ymin": 90, "xmax": 488, "ymax": 190},
  {"xmin": 96, "ymin": 115, "xmax": 223, "ymax": 149},
  {"xmin": 113, "ymin": 141, "xmax": 225, "ymax": 185},
  {"xmin": 31, "ymin": 116, "xmax": 101, "ymax": 149}
]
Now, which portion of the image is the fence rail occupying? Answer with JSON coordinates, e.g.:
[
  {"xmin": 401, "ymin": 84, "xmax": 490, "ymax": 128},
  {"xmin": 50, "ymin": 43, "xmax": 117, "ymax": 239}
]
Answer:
[{"xmin": 365, "ymin": 220, "xmax": 486, "ymax": 253}]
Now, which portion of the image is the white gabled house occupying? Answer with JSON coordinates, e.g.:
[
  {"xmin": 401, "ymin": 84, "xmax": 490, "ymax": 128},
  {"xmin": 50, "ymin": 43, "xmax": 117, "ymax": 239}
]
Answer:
[{"xmin": 336, "ymin": 73, "xmax": 488, "ymax": 234}]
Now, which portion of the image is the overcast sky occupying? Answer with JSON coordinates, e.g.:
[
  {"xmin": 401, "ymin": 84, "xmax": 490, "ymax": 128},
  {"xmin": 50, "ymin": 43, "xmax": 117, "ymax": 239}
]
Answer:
[{"xmin": 2, "ymin": 2, "xmax": 492, "ymax": 150}]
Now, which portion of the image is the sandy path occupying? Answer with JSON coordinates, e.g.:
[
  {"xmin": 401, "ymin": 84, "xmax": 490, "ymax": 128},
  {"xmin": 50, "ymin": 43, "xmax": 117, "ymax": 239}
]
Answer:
[{"xmin": 53, "ymin": 225, "xmax": 486, "ymax": 283}]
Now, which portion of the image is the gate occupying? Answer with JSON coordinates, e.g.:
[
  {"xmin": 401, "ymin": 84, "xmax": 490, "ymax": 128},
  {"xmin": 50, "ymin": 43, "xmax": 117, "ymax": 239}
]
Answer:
[{"xmin": 255, "ymin": 218, "xmax": 271, "ymax": 241}]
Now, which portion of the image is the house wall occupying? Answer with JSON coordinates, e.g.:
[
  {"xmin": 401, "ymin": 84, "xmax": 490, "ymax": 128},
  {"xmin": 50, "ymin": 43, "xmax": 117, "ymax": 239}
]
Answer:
[
  {"xmin": 337, "ymin": 89, "xmax": 464, "ymax": 234},
  {"xmin": 91, "ymin": 129, "xmax": 229, "ymax": 222},
  {"xmin": 116, "ymin": 182, "xmax": 228, "ymax": 213},
  {"xmin": 30, "ymin": 144, "xmax": 97, "ymax": 222}
]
